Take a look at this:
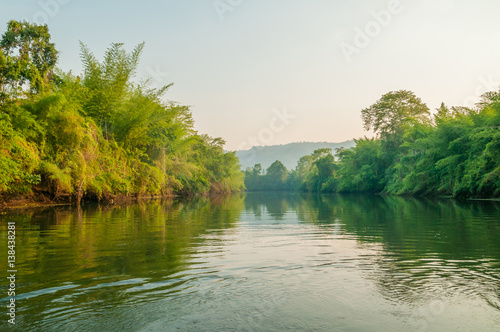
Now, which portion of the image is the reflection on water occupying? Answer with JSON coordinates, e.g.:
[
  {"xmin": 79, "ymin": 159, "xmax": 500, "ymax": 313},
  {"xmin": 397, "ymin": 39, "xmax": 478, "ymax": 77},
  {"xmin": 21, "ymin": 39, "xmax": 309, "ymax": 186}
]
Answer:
[{"xmin": 1, "ymin": 193, "xmax": 499, "ymax": 331}]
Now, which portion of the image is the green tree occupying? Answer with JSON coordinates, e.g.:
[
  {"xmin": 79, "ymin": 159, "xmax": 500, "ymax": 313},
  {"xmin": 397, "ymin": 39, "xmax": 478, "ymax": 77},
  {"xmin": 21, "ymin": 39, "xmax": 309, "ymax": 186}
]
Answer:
[
  {"xmin": 265, "ymin": 160, "xmax": 288, "ymax": 191},
  {"xmin": 79, "ymin": 41, "xmax": 147, "ymax": 130},
  {"xmin": 244, "ymin": 164, "xmax": 263, "ymax": 191},
  {"xmin": 0, "ymin": 20, "xmax": 244, "ymax": 200},
  {"xmin": 361, "ymin": 90, "xmax": 430, "ymax": 142},
  {"xmin": 0, "ymin": 20, "xmax": 58, "ymax": 99},
  {"xmin": 335, "ymin": 138, "xmax": 387, "ymax": 193},
  {"xmin": 300, "ymin": 149, "xmax": 335, "ymax": 192}
]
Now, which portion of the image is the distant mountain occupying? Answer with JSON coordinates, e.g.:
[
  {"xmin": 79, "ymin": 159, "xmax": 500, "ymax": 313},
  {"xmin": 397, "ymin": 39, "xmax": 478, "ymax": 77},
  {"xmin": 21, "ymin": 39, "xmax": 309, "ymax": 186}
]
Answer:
[{"xmin": 235, "ymin": 140, "xmax": 356, "ymax": 171}]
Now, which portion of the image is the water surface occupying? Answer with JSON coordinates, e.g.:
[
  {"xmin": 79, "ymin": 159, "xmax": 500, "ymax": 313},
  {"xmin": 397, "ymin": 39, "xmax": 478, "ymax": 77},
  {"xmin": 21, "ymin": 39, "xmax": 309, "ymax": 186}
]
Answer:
[{"xmin": 1, "ymin": 193, "xmax": 500, "ymax": 331}]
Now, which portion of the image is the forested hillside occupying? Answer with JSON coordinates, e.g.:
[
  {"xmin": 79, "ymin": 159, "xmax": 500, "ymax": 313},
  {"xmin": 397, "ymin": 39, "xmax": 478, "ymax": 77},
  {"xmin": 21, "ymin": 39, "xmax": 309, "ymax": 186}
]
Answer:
[
  {"xmin": 245, "ymin": 90, "xmax": 500, "ymax": 198},
  {"xmin": 236, "ymin": 141, "xmax": 355, "ymax": 170},
  {"xmin": 0, "ymin": 20, "xmax": 244, "ymax": 203}
]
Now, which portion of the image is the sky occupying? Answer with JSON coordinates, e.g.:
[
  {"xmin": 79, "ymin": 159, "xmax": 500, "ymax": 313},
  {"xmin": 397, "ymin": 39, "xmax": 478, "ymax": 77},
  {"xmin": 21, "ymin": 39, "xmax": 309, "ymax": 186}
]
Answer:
[{"xmin": 3, "ymin": 0, "xmax": 500, "ymax": 150}]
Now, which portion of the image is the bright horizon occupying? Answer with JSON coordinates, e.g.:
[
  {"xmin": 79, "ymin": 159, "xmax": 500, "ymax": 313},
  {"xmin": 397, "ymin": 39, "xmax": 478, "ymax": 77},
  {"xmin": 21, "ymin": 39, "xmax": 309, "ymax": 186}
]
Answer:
[{"xmin": 3, "ymin": 0, "xmax": 500, "ymax": 150}]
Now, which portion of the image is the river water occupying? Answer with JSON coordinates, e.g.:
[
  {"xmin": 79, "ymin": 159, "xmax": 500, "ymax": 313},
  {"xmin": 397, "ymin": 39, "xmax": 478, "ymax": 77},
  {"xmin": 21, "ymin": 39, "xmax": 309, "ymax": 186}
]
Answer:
[{"xmin": 1, "ymin": 193, "xmax": 500, "ymax": 331}]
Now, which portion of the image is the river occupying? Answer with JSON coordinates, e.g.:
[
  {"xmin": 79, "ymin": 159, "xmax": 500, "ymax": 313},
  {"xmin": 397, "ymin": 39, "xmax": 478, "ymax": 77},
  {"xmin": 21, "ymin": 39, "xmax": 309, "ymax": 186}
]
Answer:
[{"xmin": 1, "ymin": 193, "xmax": 499, "ymax": 331}]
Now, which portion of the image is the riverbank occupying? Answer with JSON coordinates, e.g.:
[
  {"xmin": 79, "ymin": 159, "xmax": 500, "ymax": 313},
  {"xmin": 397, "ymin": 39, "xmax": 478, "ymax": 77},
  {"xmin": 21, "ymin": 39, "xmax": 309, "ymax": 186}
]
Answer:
[
  {"xmin": 2, "ymin": 191, "xmax": 498, "ymax": 211},
  {"xmin": 0, "ymin": 192, "xmax": 180, "ymax": 210},
  {"xmin": 0, "ymin": 21, "xmax": 245, "ymax": 204}
]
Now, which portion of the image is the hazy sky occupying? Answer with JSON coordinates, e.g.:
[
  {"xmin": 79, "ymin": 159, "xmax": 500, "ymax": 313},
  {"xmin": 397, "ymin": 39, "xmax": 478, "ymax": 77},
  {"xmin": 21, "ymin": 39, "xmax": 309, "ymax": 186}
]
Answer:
[{"xmin": 3, "ymin": 0, "xmax": 500, "ymax": 150}]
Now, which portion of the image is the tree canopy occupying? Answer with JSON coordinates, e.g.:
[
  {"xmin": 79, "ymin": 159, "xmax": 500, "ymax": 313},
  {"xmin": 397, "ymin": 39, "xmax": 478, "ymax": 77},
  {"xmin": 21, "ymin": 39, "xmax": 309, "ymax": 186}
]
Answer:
[
  {"xmin": 361, "ymin": 90, "xmax": 430, "ymax": 140},
  {"xmin": 0, "ymin": 20, "xmax": 58, "ymax": 100},
  {"xmin": 0, "ymin": 20, "xmax": 244, "ymax": 202},
  {"xmin": 245, "ymin": 89, "xmax": 500, "ymax": 198}
]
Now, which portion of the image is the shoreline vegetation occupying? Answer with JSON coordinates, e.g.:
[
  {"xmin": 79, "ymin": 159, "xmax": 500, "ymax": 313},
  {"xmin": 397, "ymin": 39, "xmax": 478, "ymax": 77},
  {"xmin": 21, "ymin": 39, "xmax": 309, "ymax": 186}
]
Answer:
[
  {"xmin": 0, "ymin": 20, "xmax": 245, "ymax": 207},
  {"xmin": 244, "ymin": 89, "xmax": 500, "ymax": 199},
  {"xmin": 1, "ymin": 21, "xmax": 499, "ymax": 209}
]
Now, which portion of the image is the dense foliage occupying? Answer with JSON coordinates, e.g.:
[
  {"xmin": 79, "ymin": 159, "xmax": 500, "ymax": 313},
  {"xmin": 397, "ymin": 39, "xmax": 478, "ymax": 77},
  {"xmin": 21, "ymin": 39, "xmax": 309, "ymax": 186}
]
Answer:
[
  {"xmin": 0, "ymin": 21, "xmax": 244, "ymax": 202},
  {"xmin": 245, "ymin": 90, "xmax": 500, "ymax": 198}
]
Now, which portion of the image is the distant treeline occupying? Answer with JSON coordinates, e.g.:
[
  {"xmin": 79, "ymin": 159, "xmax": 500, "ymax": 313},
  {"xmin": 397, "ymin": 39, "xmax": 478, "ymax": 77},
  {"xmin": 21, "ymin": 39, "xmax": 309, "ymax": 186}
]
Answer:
[
  {"xmin": 245, "ymin": 90, "xmax": 500, "ymax": 198},
  {"xmin": 0, "ymin": 21, "xmax": 244, "ymax": 202},
  {"xmin": 236, "ymin": 141, "xmax": 356, "ymax": 170}
]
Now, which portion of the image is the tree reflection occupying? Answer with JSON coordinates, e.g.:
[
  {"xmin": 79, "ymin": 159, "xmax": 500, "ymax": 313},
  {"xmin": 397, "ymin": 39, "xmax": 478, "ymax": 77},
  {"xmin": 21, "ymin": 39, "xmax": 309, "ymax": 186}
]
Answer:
[
  {"xmin": 243, "ymin": 192, "xmax": 500, "ymax": 309},
  {"xmin": 0, "ymin": 194, "xmax": 245, "ymax": 328}
]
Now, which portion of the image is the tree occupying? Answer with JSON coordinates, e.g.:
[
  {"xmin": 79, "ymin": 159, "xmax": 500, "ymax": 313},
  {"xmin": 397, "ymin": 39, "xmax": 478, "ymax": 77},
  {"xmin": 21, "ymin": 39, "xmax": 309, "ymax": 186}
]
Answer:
[
  {"xmin": 434, "ymin": 102, "xmax": 451, "ymax": 124},
  {"xmin": 0, "ymin": 20, "xmax": 58, "ymax": 99},
  {"xmin": 300, "ymin": 149, "xmax": 335, "ymax": 192},
  {"xmin": 0, "ymin": 18, "xmax": 244, "ymax": 199},
  {"xmin": 79, "ymin": 41, "xmax": 148, "ymax": 127},
  {"xmin": 314, "ymin": 154, "xmax": 335, "ymax": 186},
  {"xmin": 335, "ymin": 138, "xmax": 387, "ymax": 193},
  {"xmin": 361, "ymin": 90, "xmax": 430, "ymax": 141},
  {"xmin": 244, "ymin": 164, "xmax": 265, "ymax": 191},
  {"xmin": 265, "ymin": 160, "xmax": 288, "ymax": 191}
]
